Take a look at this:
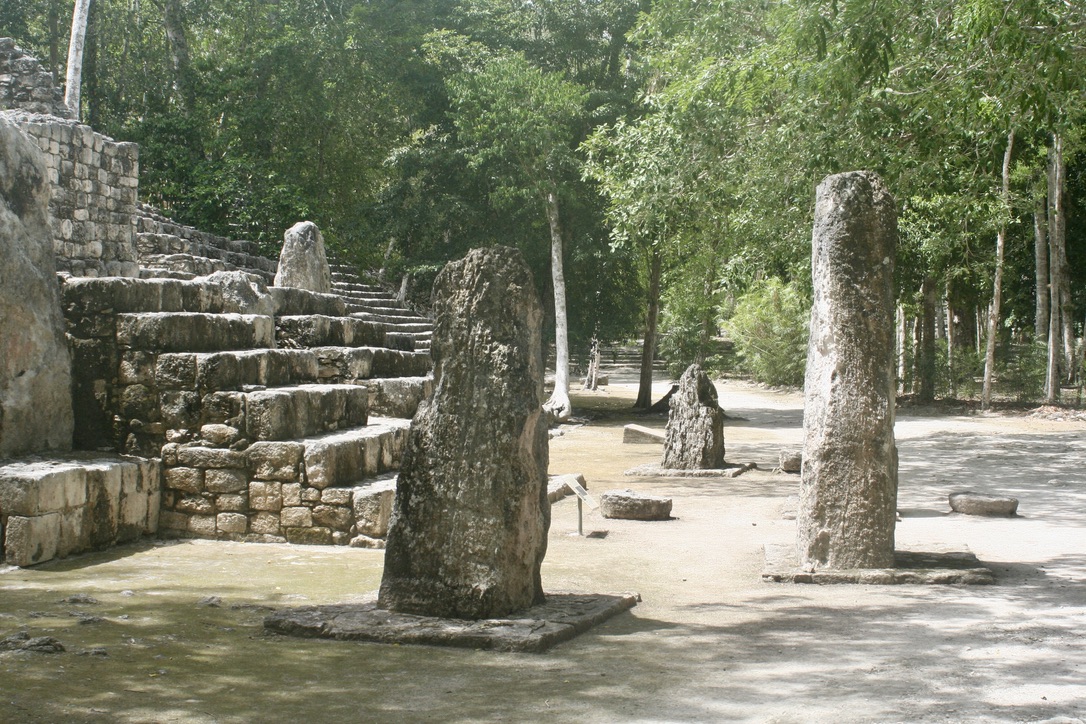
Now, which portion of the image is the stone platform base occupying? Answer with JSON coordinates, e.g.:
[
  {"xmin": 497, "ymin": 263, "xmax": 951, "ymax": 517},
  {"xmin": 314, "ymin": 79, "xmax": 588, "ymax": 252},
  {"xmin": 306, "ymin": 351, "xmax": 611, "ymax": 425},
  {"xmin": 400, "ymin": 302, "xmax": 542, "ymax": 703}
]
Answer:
[
  {"xmin": 761, "ymin": 544, "xmax": 995, "ymax": 585},
  {"xmin": 624, "ymin": 462, "xmax": 757, "ymax": 479},
  {"xmin": 264, "ymin": 592, "xmax": 639, "ymax": 653}
]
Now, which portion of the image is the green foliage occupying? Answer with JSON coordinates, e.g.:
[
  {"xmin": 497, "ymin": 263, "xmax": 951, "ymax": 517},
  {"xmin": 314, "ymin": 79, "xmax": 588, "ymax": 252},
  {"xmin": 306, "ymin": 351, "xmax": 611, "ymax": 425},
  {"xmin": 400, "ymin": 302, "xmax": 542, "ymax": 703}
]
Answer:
[
  {"xmin": 725, "ymin": 278, "xmax": 810, "ymax": 387},
  {"xmin": 936, "ymin": 343, "xmax": 984, "ymax": 400},
  {"xmin": 999, "ymin": 342, "xmax": 1048, "ymax": 403}
]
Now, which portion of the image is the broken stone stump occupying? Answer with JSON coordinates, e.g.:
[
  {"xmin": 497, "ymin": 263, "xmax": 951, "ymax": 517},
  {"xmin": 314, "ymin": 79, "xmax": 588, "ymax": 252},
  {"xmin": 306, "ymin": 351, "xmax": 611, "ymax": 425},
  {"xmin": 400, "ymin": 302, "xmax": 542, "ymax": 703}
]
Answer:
[
  {"xmin": 779, "ymin": 448, "xmax": 802, "ymax": 473},
  {"xmin": 378, "ymin": 247, "xmax": 549, "ymax": 620},
  {"xmin": 661, "ymin": 364, "xmax": 725, "ymax": 469},
  {"xmin": 600, "ymin": 489, "xmax": 672, "ymax": 521},
  {"xmin": 623, "ymin": 424, "xmax": 664, "ymax": 444},
  {"xmin": 273, "ymin": 221, "xmax": 331, "ymax": 294},
  {"xmin": 949, "ymin": 492, "xmax": 1018, "ymax": 517},
  {"xmin": 0, "ymin": 116, "xmax": 74, "ymax": 458},
  {"xmin": 798, "ymin": 171, "xmax": 898, "ymax": 571}
]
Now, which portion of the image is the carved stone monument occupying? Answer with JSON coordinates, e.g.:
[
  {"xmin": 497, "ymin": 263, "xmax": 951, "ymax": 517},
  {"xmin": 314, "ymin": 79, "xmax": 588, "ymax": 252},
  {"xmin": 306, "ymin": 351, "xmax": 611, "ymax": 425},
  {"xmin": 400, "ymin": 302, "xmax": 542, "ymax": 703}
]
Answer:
[
  {"xmin": 0, "ymin": 116, "xmax": 74, "ymax": 458},
  {"xmin": 274, "ymin": 221, "xmax": 331, "ymax": 294},
  {"xmin": 378, "ymin": 246, "xmax": 549, "ymax": 619},
  {"xmin": 797, "ymin": 171, "xmax": 898, "ymax": 571},
  {"xmin": 661, "ymin": 364, "xmax": 725, "ymax": 469}
]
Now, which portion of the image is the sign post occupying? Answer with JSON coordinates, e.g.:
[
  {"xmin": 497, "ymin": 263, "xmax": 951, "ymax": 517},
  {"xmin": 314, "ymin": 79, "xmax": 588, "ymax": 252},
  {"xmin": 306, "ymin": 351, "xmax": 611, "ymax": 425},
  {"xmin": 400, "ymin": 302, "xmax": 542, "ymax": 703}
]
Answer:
[{"xmin": 565, "ymin": 478, "xmax": 598, "ymax": 537}]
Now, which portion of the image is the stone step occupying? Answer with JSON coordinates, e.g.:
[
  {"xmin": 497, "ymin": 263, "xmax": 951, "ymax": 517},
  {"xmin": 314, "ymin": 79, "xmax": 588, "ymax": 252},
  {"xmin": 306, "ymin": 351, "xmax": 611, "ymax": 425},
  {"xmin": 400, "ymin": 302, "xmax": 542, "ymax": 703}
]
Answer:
[
  {"xmin": 0, "ymin": 453, "xmax": 160, "ymax": 567},
  {"xmin": 117, "ymin": 312, "xmax": 275, "ymax": 353},
  {"xmin": 332, "ymin": 281, "xmax": 389, "ymax": 297},
  {"xmin": 276, "ymin": 315, "xmax": 386, "ymax": 349},
  {"xmin": 311, "ymin": 347, "xmax": 432, "ymax": 383},
  {"xmin": 269, "ymin": 287, "xmax": 346, "ymax": 317},
  {"xmin": 352, "ymin": 314, "xmax": 432, "ymax": 331},
  {"xmin": 63, "ymin": 275, "xmax": 271, "ymax": 317},
  {"xmin": 158, "ymin": 420, "xmax": 410, "ymax": 544},
  {"xmin": 368, "ymin": 376, "xmax": 433, "ymax": 418},
  {"xmin": 140, "ymin": 252, "xmax": 277, "ymax": 283},
  {"xmin": 346, "ymin": 303, "xmax": 422, "ymax": 318},
  {"xmin": 199, "ymin": 383, "xmax": 369, "ymax": 442},
  {"xmin": 155, "ymin": 348, "xmax": 322, "ymax": 393}
]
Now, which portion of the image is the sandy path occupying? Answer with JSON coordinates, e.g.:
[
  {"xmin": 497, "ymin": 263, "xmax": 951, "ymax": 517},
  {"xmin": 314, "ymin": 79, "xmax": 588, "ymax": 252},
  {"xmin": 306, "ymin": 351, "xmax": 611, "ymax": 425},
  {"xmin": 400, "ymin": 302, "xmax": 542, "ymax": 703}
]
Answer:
[{"xmin": 1, "ymin": 380, "xmax": 1083, "ymax": 723}]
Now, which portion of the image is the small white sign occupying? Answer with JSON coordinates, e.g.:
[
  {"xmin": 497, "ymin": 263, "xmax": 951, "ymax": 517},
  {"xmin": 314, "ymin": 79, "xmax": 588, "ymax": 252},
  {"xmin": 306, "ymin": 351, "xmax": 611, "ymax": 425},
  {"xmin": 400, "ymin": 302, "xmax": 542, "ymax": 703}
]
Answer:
[{"xmin": 566, "ymin": 478, "xmax": 598, "ymax": 510}]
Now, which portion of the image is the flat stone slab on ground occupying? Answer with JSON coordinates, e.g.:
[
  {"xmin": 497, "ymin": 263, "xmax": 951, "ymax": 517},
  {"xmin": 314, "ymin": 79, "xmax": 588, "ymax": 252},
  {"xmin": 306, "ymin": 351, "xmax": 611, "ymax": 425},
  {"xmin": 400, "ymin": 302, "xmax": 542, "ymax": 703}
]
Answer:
[
  {"xmin": 624, "ymin": 462, "xmax": 757, "ymax": 478},
  {"xmin": 949, "ymin": 492, "xmax": 1019, "ymax": 517},
  {"xmin": 264, "ymin": 592, "xmax": 639, "ymax": 653},
  {"xmin": 600, "ymin": 489, "xmax": 672, "ymax": 521},
  {"xmin": 622, "ymin": 424, "xmax": 664, "ymax": 444},
  {"xmin": 761, "ymin": 544, "xmax": 995, "ymax": 585}
]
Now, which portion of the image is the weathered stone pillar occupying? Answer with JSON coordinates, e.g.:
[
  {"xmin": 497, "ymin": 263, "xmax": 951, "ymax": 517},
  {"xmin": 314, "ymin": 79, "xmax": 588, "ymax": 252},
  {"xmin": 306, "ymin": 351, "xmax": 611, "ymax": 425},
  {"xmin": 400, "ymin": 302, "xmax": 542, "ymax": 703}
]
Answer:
[
  {"xmin": 0, "ymin": 117, "xmax": 74, "ymax": 458},
  {"xmin": 661, "ymin": 364, "xmax": 725, "ymax": 469},
  {"xmin": 798, "ymin": 171, "xmax": 898, "ymax": 570},
  {"xmin": 378, "ymin": 246, "xmax": 549, "ymax": 619},
  {"xmin": 274, "ymin": 221, "xmax": 331, "ymax": 293}
]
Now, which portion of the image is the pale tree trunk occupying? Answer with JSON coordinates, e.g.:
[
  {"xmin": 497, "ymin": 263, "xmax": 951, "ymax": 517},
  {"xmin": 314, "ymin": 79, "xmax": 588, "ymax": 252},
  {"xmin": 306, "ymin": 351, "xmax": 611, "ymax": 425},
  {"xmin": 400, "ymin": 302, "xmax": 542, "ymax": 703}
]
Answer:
[
  {"xmin": 919, "ymin": 276, "xmax": 937, "ymax": 402},
  {"xmin": 896, "ymin": 305, "xmax": 906, "ymax": 394},
  {"xmin": 634, "ymin": 247, "xmax": 662, "ymax": 409},
  {"xmin": 945, "ymin": 286, "xmax": 956, "ymax": 397},
  {"xmin": 1034, "ymin": 196, "xmax": 1049, "ymax": 341},
  {"xmin": 64, "ymin": 0, "xmax": 93, "ymax": 119},
  {"xmin": 1046, "ymin": 134, "xmax": 1066, "ymax": 402},
  {"xmin": 542, "ymin": 190, "xmax": 572, "ymax": 422},
  {"xmin": 162, "ymin": 0, "xmax": 193, "ymax": 109},
  {"xmin": 982, "ymin": 130, "xmax": 1014, "ymax": 410}
]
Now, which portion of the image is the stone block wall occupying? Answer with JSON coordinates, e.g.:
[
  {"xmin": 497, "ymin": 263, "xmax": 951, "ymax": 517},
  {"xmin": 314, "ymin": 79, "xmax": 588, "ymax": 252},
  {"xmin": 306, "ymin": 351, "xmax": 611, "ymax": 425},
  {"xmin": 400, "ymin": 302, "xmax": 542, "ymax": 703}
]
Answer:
[
  {"xmin": 4, "ymin": 112, "xmax": 141, "ymax": 278},
  {"xmin": 0, "ymin": 454, "xmax": 160, "ymax": 566},
  {"xmin": 0, "ymin": 38, "xmax": 71, "ymax": 118}
]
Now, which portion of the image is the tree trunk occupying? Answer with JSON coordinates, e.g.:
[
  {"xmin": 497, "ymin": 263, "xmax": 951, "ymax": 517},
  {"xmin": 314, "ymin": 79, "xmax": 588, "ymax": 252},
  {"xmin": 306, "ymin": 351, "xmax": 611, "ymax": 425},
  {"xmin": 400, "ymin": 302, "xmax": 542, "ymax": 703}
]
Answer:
[
  {"xmin": 162, "ymin": 0, "xmax": 194, "ymax": 109},
  {"xmin": 896, "ymin": 305, "xmax": 906, "ymax": 395},
  {"xmin": 64, "ymin": 0, "xmax": 93, "ymax": 119},
  {"xmin": 1046, "ymin": 134, "xmax": 1066, "ymax": 402},
  {"xmin": 919, "ymin": 277, "xmax": 937, "ymax": 402},
  {"xmin": 982, "ymin": 130, "xmax": 1014, "ymax": 410},
  {"xmin": 634, "ymin": 247, "xmax": 663, "ymax": 409},
  {"xmin": 1034, "ymin": 196, "xmax": 1049, "ymax": 341},
  {"xmin": 542, "ymin": 190, "xmax": 572, "ymax": 421}
]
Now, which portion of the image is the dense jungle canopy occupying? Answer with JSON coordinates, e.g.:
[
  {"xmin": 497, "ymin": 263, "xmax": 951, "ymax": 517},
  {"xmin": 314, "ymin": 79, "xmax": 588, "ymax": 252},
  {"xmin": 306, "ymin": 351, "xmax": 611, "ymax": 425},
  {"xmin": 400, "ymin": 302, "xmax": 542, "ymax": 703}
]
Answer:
[{"xmin": 2, "ymin": 0, "xmax": 1084, "ymax": 404}]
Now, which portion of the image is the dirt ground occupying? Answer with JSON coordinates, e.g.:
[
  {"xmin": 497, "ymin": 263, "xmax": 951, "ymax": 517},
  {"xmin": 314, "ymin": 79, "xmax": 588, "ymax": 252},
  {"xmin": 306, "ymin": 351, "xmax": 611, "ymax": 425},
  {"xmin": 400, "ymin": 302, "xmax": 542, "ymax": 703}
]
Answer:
[{"xmin": 1, "ymin": 379, "xmax": 1084, "ymax": 723}]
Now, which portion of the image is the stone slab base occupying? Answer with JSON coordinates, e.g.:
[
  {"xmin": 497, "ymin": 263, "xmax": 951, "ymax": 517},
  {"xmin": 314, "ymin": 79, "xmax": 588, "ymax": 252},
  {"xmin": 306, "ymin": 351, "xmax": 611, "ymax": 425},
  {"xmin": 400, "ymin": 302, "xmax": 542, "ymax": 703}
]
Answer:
[
  {"xmin": 622, "ymin": 424, "xmax": 664, "ymax": 444},
  {"xmin": 624, "ymin": 462, "xmax": 757, "ymax": 478},
  {"xmin": 264, "ymin": 592, "xmax": 639, "ymax": 653},
  {"xmin": 761, "ymin": 544, "xmax": 995, "ymax": 585}
]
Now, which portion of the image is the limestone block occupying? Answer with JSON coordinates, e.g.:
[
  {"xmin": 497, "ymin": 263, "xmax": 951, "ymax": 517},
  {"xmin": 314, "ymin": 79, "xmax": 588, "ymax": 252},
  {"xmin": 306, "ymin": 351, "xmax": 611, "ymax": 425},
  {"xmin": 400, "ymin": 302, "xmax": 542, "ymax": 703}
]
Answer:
[
  {"xmin": 0, "ymin": 117, "xmax": 74, "ymax": 457},
  {"xmin": 217, "ymin": 512, "xmax": 248, "ymax": 535},
  {"xmin": 600, "ymin": 489, "xmax": 673, "ymax": 521},
  {"xmin": 205, "ymin": 468, "xmax": 248, "ymax": 494},
  {"xmin": 779, "ymin": 448, "xmax": 802, "ymax": 473},
  {"xmin": 201, "ymin": 424, "xmax": 242, "ymax": 447},
  {"xmin": 202, "ymin": 271, "xmax": 275, "ymax": 316},
  {"xmin": 313, "ymin": 504, "xmax": 352, "ymax": 531},
  {"xmin": 250, "ymin": 481, "xmax": 283, "ymax": 512},
  {"xmin": 216, "ymin": 493, "xmax": 248, "ymax": 512},
  {"xmin": 321, "ymin": 488, "xmax": 352, "ymax": 506},
  {"xmin": 0, "ymin": 462, "xmax": 87, "ymax": 515},
  {"xmin": 57, "ymin": 508, "xmax": 88, "ymax": 558},
  {"xmin": 274, "ymin": 221, "xmax": 331, "ymax": 293},
  {"xmin": 164, "ymin": 467, "xmax": 203, "ymax": 494},
  {"xmin": 4, "ymin": 513, "xmax": 61, "ymax": 566},
  {"xmin": 282, "ymin": 483, "xmax": 302, "ymax": 507},
  {"xmin": 623, "ymin": 425, "xmax": 664, "ymax": 444},
  {"xmin": 159, "ymin": 510, "xmax": 188, "ymax": 532},
  {"xmin": 176, "ymin": 447, "xmax": 245, "ymax": 469},
  {"xmin": 949, "ymin": 492, "xmax": 1018, "ymax": 517},
  {"xmin": 188, "ymin": 515, "xmax": 216, "ymax": 536},
  {"xmin": 281, "ymin": 506, "xmax": 313, "ymax": 528},
  {"xmin": 247, "ymin": 441, "xmax": 304, "ymax": 481},
  {"xmin": 175, "ymin": 495, "xmax": 214, "ymax": 516},
  {"xmin": 285, "ymin": 526, "xmax": 333, "ymax": 545}
]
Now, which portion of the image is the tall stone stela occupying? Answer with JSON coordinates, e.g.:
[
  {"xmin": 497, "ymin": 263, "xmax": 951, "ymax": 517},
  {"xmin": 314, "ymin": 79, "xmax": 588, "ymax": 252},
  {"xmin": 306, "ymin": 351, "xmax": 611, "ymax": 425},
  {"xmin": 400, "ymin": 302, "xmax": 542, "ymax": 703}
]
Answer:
[
  {"xmin": 661, "ymin": 363, "xmax": 726, "ymax": 469},
  {"xmin": 378, "ymin": 246, "xmax": 549, "ymax": 619},
  {"xmin": 274, "ymin": 221, "xmax": 332, "ymax": 294},
  {"xmin": 0, "ymin": 117, "xmax": 74, "ymax": 458},
  {"xmin": 798, "ymin": 171, "xmax": 899, "ymax": 571}
]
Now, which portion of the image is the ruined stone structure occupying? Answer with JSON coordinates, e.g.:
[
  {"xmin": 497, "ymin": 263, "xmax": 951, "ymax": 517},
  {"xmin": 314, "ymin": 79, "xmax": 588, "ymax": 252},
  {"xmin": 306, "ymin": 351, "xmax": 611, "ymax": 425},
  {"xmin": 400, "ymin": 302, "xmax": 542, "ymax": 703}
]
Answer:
[
  {"xmin": 379, "ymin": 247, "xmax": 549, "ymax": 620},
  {"xmin": 0, "ymin": 39, "xmax": 71, "ymax": 118},
  {"xmin": 661, "ymin": 364, "xmax": 726, "ymax": 469},
  {"xmin": 0, "ymin": 116, "xmax": 74, "ymax": 458},
  {"xmin": 275, "ymin": 221, "xmax": 332, "ymax": 293},
  {"xmin": 0, "ymin": 40, "xmax": 435, "ymax": 565},
  {"xmin": 797, "ymin": 171, "xmax": 898, "ymax": 571}
]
